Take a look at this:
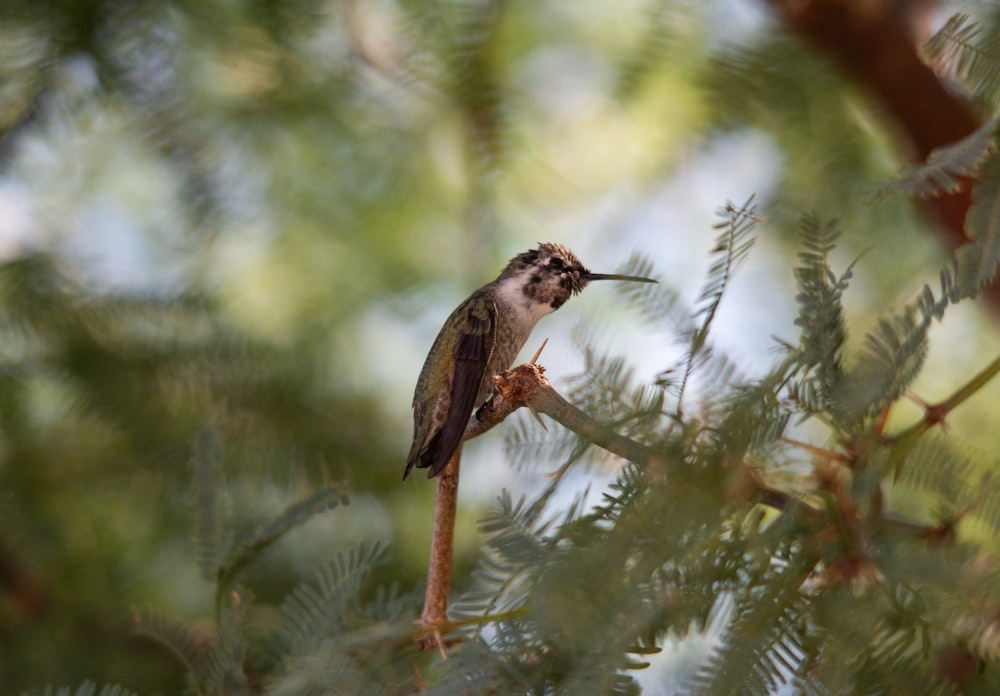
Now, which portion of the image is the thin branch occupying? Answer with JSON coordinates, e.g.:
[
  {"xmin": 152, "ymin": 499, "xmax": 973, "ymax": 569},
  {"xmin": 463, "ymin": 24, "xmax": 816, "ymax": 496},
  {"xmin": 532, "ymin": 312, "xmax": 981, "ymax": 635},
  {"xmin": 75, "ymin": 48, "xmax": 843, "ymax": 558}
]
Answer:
[
  {"xmin": 471, "ymin": 363, "xmax": 820, "ymax": 519},
  {"xmin": 892, "ymin": 352, "xmax": 1000, "ymax": 451},
  {"xmin": 415, "ymin": 446, "xmax": 463, "ymax": 654},
  {"xmin": 468, "ymin": 363, "xmax": 663, "ymax": 467},
  {"xmin": 933, "ymin": 352, "xmax": 1000, "ymax": 418},
  {"xmin": 411, "ymin": 607, "xmax": 530, "ymax": 641}
]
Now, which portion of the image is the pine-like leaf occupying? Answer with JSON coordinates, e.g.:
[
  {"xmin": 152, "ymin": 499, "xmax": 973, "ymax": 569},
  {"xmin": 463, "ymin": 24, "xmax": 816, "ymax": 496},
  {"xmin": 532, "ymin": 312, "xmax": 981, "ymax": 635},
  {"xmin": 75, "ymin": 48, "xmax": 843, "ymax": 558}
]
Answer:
[
  {"xmin": 566, "ymin": 348, "xmax": 635, "ymax": 423},
  {"xmin": 838, "ymin": 309, "xmax": 929, "ymax": 431},
  {"xmin": 423, "ymin": 638, "xmax": 510, "ymax": 696},
  {"xmin": 792, "ymin": 214, "xmax": 851, "ymax": 406},
  {"xmin": 217, "ymin": 485, "xmax": 349, "ymax": 593},
  {"xmin": 945, "ymin": 560, "xmax": 1000, "ymax": 663},
  {"xmin": 479, "ymin": 490, "xmax": 552, "ymax": 567},
  {"xmin": 693, "ymin": 197, "xmax": 759, "ymax": 351},
  {"xmin": 30, "ymin": 683, "xmax": 139, "ymax": 696},
  {"xmin": 587, "ymin": 461, "xmax": 648, "ymax": 526},
  {"xmin": 922, "ymin": 13, "xmax": 1000, "ymax": 105},
  {"xmin": 870, "ymin": 118, "xmax": 996, "ymax": 201},
  {"xmin": 971, "ymin": 472, "xmax": 1000, "ymax": 538},
  {"xmin": 133, "ymin": 606, "xmax": 209, "ymax": 691},
  {"xmin": 565, "ymin": 340, "xmax": 670, "ymax": 448},
  {"xmin": 504, "ymin": 414, "xmax": 590, "ymax": 472},
  {"xmin": 716, "ymin": 374, "xmax": 792, "ymax": 461},
  {"xmin": 452, "ymin": 490, "xmax": 561, "ymax": 626},
  {"xmin": 957, "ymin": 150, "xmax": 1000, "ymax": 296},
  {"xmin": 268, "ymin": 541, "xmax": 389, "ymax": 664},
  {"xmin": 681, "ymin": 196, "xmax": 758, "ymax": 399},
  {"xmin": 865, "ymin": 584, "xmax": 931, "ymax": 671},
  {"xmin": 204, "ymin": 589, "xmax": 251, "ymax": 696},
  {"xmin": 450, "ymin": 554, "xmax": 525, "ymax": 622},
  {"xmin": 399, "ymin": 0, "xmax": 508, "ymax": 168},
  {"xmin": 193, "ymin": 426, "xmax": 223, "ymax": 581},
  {"xmin": 892, "ymin": 433, "xmax": 975, "ymax": 509},
  {"xmin": 613, "ymin": 254, "xmax": 686, "ymax": 336},
  {"xmin": 616, "ymin": 0, "xmax": 685, "ymax": 99},
  {"xmin": 683, "ymin": 562, "xmax": 815, "ymax": 696}
]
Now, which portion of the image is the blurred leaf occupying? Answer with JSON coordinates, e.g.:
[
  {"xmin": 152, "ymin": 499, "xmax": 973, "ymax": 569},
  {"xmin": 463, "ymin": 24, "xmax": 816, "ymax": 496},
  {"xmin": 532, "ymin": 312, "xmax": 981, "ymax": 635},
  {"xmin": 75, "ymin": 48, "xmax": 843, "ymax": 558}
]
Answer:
[
  {"xmin": 26, "ymin": 683, "xmax": 138, "ymax": 696},
  {"xmin": 217, "ymin": 485, "xmax": 349, "ymax": 596},
  {"xmin": 869, "ymin": 118, "xmax": 997, "ymax": 201},
  {"xmin": 194, "ymin": 426, "xmax": 224, "ymax": 581},
  {"xmin": 958, "ymin": 150, "xmax": 1000, "ymax": 295},
  {"xmin": 922, "ymin": 13, "xmax": 1000, "ymax": 105},
  {"xmin": 133, "ymin": 606, "xmax": 209, "ymax": 691}
]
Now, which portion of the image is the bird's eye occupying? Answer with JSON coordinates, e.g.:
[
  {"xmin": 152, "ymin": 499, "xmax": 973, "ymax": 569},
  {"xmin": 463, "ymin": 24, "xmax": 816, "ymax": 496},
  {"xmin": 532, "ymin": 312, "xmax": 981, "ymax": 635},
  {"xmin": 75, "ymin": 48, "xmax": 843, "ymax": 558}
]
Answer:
[{"xmin": 549, "ymin": 257, "xmax": 564, "ymax": 271}]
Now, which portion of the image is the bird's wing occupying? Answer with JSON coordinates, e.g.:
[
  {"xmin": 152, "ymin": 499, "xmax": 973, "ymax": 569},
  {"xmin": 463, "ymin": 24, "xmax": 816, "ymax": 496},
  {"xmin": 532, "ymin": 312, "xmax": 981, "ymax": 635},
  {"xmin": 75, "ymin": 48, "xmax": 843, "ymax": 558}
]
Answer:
[{"xmin": 425, "ymin": 297, "xmax": 496, "ymax": 477}]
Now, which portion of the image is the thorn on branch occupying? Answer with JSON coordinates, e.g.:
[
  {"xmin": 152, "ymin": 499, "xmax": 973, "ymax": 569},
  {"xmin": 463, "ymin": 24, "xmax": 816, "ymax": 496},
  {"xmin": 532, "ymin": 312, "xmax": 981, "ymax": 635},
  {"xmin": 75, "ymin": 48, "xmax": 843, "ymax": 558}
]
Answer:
[
  {"xmin": 529, "ymin": 338, "xmax": 548, "ymax": 365},
  {"xmin": 906, "ymin": 391, "xmax": 950, "ymax": 431}
]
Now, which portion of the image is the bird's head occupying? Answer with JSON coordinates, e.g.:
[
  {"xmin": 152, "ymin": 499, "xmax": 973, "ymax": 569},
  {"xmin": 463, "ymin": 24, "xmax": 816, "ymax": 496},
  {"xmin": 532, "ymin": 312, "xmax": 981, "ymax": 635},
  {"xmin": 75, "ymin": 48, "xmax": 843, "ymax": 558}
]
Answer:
[{"xmin": 498, "ymin": 242, "xmax": 656, "ymax": 310}]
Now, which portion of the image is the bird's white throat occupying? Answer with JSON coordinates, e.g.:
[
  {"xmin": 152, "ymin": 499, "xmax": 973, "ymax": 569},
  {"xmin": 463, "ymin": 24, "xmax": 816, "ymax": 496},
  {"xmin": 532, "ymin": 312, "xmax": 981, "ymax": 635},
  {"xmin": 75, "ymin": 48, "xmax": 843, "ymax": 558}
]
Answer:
[{"xmin": 494, "ymin": 274, "xmax": 557, "ymax": 327}]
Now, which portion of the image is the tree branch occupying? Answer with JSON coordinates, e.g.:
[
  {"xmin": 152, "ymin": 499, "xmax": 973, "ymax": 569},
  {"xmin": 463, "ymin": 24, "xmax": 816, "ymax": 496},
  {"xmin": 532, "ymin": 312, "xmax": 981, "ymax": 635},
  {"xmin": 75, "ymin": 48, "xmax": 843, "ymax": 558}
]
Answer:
[
  {"xmin": 468, "ymin": 363, "xmax": 663, "ymax": 468},
  {"xmin": 472, "ymin": 363, "xmax": 818, "ymax": 518},
  {"xmin": 415, "ymin": 446, "xmax": 462, "ymax": 654}
]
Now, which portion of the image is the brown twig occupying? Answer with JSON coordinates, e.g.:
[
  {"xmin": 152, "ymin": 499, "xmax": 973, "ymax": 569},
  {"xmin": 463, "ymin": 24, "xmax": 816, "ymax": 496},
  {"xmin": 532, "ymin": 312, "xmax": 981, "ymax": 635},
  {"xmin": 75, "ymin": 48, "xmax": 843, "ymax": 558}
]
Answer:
[
  {"xmin": 415, "ymin": 445, "xmax": 462, "ymax": 654},
  {"xmin": 470, "ymin": 363, "xmax": 664, "ymax": 468},
  {"xmin": 888, "ymin": 353, "xmax": 1000, "ymax": 475},
  {"xmin": 473, "ymin": 363, "xmax": 815, "ymax": 517}
]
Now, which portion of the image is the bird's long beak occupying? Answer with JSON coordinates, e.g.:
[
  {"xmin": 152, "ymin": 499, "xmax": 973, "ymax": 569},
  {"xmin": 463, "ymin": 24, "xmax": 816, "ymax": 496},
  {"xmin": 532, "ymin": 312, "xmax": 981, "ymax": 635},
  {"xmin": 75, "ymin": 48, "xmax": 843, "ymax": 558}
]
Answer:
[{"xmin": 585, "ymin": 272, "xmax": 658, "ymax": 283}]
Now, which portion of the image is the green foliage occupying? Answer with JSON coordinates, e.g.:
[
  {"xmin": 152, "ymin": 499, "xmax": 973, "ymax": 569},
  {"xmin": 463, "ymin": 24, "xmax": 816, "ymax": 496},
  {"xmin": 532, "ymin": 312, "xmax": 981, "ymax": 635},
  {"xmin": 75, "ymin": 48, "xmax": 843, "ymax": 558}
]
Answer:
[
  {"xmin": 133, "ymin": 606, "xmax": 209, "ymax": 692},
  {"xmin": 7, "ymin": 2, "xmax": 1000, "ymax": 695},
  {"xmin": 22, "ymin": 684, "xmax": 138, "ymax": 696},
  {"xmin": 684, "ymin": 558, "xmax": 816, "ymax": 695},
  {"xmin": 433, "ymin": 194, "xmax": 1000, "ymax": 693},
  {"xmin": 870, "ymin": 119, "xmax": 997, "ymax": 202},
  {"xmin": 195, "ymin": 427, "xmax": 225, "ymax": 582},
  {"xmin": 682, "ymin": 197, "xmax": 759, "ymax": 400},
  {"xmin": 267, "ymin": 541, "xmax": 397, "ymax": 665},
  {"xmin": 922, "ymin": 13, "xmax": 1000, "ymax": 106},
  {"xmin": 214, "ymin": 484, "xmax": 350, "ymax": 600},
  {"xmin": 133, "ymin": 460, "xmax": 415, "ymax": 695},
  {"xmin": 792, "ymin": 214, "xmax": 850, "ymax": 391},
  {"xmin": 203, "ymin": 592, "xmax": 251, "ymax": 696},
  {"xmin": 959, "ymin": 150, "xmax": 1000, "ymax": 296},
  {"xmin": 399, "ymin": 0, "xmax": 509, "ymax": 168},
  {"xmin": 616, "ymin": 0, "xmax": 689, "ymax": 99}
]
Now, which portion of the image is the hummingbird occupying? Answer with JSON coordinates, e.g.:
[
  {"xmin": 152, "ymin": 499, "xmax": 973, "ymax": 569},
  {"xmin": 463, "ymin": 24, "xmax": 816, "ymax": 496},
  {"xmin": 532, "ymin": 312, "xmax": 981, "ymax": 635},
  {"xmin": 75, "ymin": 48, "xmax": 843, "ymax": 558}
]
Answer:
[{"xmin": 404, "ymin": 242, "xmax": 657, "ymax": 480}]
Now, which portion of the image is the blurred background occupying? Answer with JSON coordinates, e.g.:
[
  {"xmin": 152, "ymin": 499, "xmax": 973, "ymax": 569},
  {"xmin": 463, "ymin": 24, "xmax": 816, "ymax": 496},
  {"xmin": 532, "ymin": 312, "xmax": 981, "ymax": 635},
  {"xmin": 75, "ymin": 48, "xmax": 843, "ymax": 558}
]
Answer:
[{"xmin": 2, "ymin": 0, "xmax": 1000, "ymax": 692}]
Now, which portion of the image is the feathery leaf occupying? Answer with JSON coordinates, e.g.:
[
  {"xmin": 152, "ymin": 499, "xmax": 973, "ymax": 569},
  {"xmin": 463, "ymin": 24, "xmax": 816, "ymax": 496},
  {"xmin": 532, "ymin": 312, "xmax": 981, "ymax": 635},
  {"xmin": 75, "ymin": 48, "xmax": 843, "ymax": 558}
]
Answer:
[
  {"xmin": 204, "ymin": 590, "xmax": 250, "ymax": 696},
  {"xmin": 193, "ymin": 426, "xmax": 223, "ymax": 582},
  {"xmin": 869, "ymin": 118, "xmax": 996, "ymax": 201},
  {"xmin": 792, "ymin": 214, "xmax": 851, "ymax": 406},
  {"xmin": 957, "ymin": 150, "xmax": 1000, "ymax": 295},
  {"xmin": 680, "ymin": 196, "xmax": 759, "ymax": 401},
  {"xmin": 616, "ymin": 0, "xmax": 685, "ymax": 99},
  {"xmin": 30, "ymin": 683, "xmax": 139, "ymax": 696},
  {"xmin": 683, "ymin": 557, "xmax": 815, "ymax": 696},
  {"xmin": 922, "ymin": 13, "xmax": 1000, "ymax": 105},
  {"xmin": 133, "ymin": 606, "xmax": 210, "ymax": 690},
  {"xmin": 268, "ymin": 541, "xmax": 389, "ymax": 664},
  {"xmin": 839, "ymin": 309, "xmax": 930, "ymax": 429},
  {"xmin": 217, "ymin": 485, "xmax": 349, "ymax": 594}
]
